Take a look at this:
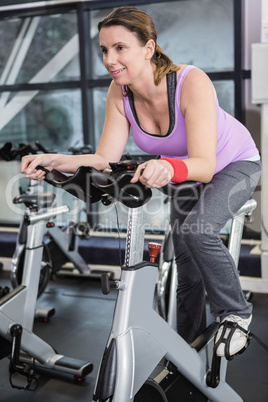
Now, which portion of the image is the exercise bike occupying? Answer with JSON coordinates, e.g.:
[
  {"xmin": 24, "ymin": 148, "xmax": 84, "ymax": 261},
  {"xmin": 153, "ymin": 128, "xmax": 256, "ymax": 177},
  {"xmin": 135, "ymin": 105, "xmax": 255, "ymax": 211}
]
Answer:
[
  {"xmin": 0, "ymin": 187, "xmax": 93, "ymax": 390},
  {"xmin": 11, "ymin": 176, "xmax": 91, "ymax": 299},
  {"xmin": 0, "ymin": 141, "xmax": 93, "ymax": 297},
  {"xmin": 39, "ymin": 161, "xmax": 250, "ymax": 402}
]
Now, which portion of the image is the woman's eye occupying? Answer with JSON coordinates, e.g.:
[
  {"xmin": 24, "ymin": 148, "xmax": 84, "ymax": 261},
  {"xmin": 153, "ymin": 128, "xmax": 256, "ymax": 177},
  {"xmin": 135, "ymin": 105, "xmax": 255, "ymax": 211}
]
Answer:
[{"xmin": 117, "ymin": 45, "xmax": 125, "ymax": 51}]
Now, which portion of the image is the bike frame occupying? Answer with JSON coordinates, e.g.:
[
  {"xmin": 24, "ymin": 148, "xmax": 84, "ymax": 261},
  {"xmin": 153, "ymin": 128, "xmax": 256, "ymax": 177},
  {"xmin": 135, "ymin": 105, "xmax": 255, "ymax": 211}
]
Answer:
[{"xmin": 93, "ymin": 206, "xmax": 243, "ymax": 402}]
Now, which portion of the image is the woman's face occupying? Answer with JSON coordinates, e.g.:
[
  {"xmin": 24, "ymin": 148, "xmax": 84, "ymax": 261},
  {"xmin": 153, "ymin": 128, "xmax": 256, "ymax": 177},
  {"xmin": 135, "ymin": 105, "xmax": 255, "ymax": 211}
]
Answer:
[{"xmin": 99, "ymin": 25, "xmax": 152, "ymax": 86}]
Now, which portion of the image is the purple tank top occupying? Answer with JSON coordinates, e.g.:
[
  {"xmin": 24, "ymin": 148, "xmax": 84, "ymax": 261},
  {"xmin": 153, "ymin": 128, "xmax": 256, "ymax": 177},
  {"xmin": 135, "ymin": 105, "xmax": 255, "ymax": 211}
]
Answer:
[{"xmin": 123, "ymin": 65, "xmax": 259, "ymax": 174}]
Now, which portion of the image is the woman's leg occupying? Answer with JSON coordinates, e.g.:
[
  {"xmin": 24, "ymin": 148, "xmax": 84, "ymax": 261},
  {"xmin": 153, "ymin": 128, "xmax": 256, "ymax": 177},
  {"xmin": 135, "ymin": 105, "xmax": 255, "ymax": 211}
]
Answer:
[
  {"xmin": 170, "ymin": 186, "xmax": 207, "ymax": 343},
  {"xmin": 171, "ymin": 160, "xmax": 261, "ymax": 344}
]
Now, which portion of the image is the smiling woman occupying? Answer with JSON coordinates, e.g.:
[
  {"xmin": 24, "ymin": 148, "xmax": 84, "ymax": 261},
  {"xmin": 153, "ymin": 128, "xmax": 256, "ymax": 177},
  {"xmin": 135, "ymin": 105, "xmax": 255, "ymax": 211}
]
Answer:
[{"xmin": 20, "ymin": 5, "xmax": 261, "ymax": 360}]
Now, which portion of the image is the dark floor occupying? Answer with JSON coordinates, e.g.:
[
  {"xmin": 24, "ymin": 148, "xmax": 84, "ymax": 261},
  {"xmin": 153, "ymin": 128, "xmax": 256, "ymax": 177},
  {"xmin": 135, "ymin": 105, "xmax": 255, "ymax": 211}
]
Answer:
[{"xmin": 0, "ymin": 270, "xmax": 268, "ymax": 402}]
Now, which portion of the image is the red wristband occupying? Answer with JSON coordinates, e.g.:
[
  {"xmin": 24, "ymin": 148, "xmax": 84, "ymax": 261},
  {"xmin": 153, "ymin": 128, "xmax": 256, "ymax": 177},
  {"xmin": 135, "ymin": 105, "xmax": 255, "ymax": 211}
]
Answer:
[{"xmin": 160, "ymin": 157, "xmax": 188, "ymax": 183}]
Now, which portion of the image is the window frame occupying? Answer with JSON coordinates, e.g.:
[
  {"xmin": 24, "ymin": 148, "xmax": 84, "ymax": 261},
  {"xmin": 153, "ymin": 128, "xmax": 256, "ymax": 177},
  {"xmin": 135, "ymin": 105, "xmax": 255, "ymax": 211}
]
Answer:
[{"xmin": 0, "ymin": 0, "xmax": 245, "ymax": 143}]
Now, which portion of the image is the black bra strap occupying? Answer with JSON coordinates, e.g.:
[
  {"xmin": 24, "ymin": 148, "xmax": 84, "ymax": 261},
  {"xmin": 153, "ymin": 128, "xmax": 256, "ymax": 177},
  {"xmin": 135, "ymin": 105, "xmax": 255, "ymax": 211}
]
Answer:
[{"xmin": 128, "ymin": 71, "xmax": 176, "ymax": 137}]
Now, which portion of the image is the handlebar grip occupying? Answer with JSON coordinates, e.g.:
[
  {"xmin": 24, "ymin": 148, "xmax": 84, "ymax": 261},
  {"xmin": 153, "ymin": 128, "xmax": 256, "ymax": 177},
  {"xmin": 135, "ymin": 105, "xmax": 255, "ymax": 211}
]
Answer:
[
  {"xmin": 36, "ymin": 166, "xmax": 71, "ymax": 184},
  {"xmin": 36, "ymin": 166, "xmax": 49, "ymax": 173}
]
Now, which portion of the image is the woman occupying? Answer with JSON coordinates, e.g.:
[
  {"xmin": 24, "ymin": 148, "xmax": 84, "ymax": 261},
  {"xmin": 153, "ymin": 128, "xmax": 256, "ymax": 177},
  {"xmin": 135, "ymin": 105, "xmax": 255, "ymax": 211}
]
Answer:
[{"xmin": 21, "ymin": 7, "xmax": 261, "ymax": 357}]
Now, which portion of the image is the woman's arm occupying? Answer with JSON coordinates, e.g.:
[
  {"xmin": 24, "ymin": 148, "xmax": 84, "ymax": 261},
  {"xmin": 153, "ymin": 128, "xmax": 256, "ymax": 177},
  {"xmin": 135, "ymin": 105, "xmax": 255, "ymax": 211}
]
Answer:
[
  {"xmin": 180, "ymin": 67, "xmax": 217, "ymax": 183},
  {"xmin": 21, "ymin": 81, "xmax": 130, "ymax": 180}
]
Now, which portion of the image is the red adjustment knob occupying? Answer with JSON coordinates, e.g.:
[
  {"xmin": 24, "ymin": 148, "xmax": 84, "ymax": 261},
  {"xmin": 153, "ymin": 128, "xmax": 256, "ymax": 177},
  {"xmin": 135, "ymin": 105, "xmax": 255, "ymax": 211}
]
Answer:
[{"xmin": 148, "ymin": 242, "xmax": 162, "ymax": 263}]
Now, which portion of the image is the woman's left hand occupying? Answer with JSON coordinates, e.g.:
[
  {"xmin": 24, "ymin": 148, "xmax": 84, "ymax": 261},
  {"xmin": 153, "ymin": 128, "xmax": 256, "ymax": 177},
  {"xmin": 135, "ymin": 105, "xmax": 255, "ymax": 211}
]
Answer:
[{"xmin": 130, "ymin": 159, "xmax": 173, "ymax": 188}]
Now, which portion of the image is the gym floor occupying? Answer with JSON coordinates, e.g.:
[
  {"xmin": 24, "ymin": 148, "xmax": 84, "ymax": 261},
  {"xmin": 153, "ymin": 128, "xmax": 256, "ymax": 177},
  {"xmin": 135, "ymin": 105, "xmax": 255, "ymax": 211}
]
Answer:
[{"xmin": 0, "ymin": 270, "xmax": 268, "ymax": 402}]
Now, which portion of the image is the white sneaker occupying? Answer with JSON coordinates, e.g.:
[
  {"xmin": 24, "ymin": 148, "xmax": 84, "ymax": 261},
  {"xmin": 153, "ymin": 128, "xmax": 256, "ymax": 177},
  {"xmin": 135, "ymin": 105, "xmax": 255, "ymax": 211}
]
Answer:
[{"xmin": 215, "ymin": 314, "xmax": 252, "ymax": 357}]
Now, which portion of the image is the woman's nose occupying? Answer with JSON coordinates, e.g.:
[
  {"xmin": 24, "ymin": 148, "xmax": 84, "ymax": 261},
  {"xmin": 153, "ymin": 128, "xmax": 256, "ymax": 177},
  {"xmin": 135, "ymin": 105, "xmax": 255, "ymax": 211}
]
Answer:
[{"xmin": 106, "ymin": 50, "xmax": 116, "ymax": 66}]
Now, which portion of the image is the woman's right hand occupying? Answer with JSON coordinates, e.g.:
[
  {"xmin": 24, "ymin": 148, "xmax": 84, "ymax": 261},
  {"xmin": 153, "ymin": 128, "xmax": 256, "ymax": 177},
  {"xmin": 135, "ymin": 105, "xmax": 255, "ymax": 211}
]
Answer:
[{"xmin": 20, "ymin": 153, "xmax": 55, "ymax": 181}]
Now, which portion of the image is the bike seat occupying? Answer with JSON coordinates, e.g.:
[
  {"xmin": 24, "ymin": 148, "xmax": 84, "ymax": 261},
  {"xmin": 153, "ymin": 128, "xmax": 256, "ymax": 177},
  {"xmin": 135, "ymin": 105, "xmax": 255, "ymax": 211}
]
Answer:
[{"xmin": 13, "ymin": 192, "xmax": 56, "ymax": 208}]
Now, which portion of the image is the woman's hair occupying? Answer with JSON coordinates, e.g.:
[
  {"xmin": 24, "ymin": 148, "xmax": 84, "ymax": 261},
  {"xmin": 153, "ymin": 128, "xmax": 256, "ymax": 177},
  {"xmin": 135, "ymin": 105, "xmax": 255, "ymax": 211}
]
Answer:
[{"xmin": 98, "ymin": 6, "xmax": 180, "ymax": 89}]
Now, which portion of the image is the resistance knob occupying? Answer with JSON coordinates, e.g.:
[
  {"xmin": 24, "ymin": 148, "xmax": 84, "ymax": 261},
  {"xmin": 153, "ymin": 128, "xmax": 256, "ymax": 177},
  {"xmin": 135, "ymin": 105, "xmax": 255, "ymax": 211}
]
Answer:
[{"xmin": 148, "ymin": 242, "xmax": 162, "ymax": 263}]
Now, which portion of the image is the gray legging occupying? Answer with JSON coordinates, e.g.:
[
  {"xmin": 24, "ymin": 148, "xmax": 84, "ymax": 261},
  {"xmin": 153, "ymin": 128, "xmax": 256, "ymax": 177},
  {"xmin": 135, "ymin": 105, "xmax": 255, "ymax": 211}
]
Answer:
[{"xmin": 170, "ymin": 160, "xmax": 261, "ymax": 343}]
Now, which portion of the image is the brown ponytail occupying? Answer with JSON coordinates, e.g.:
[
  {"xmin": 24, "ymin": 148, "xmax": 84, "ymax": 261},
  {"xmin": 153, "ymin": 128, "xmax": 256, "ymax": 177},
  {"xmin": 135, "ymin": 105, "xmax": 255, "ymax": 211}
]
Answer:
[{"xmin": 152, "ymin": 43, "xmax": 179, "ymax": 85}]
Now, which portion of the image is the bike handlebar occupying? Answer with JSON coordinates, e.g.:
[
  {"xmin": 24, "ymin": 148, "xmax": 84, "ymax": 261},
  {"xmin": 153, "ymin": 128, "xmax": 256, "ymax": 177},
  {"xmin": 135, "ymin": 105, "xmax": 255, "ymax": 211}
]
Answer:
[{"xmin": 38, "ymin": 161, "xmax": 197, "ymax": 209}]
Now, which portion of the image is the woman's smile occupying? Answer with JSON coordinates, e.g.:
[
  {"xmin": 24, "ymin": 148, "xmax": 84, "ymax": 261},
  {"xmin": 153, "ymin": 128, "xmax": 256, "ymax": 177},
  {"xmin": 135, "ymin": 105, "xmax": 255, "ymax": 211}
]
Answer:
[{"xmin": 110, "ymin": 67, "xmax": 126, "ymax": 77}]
